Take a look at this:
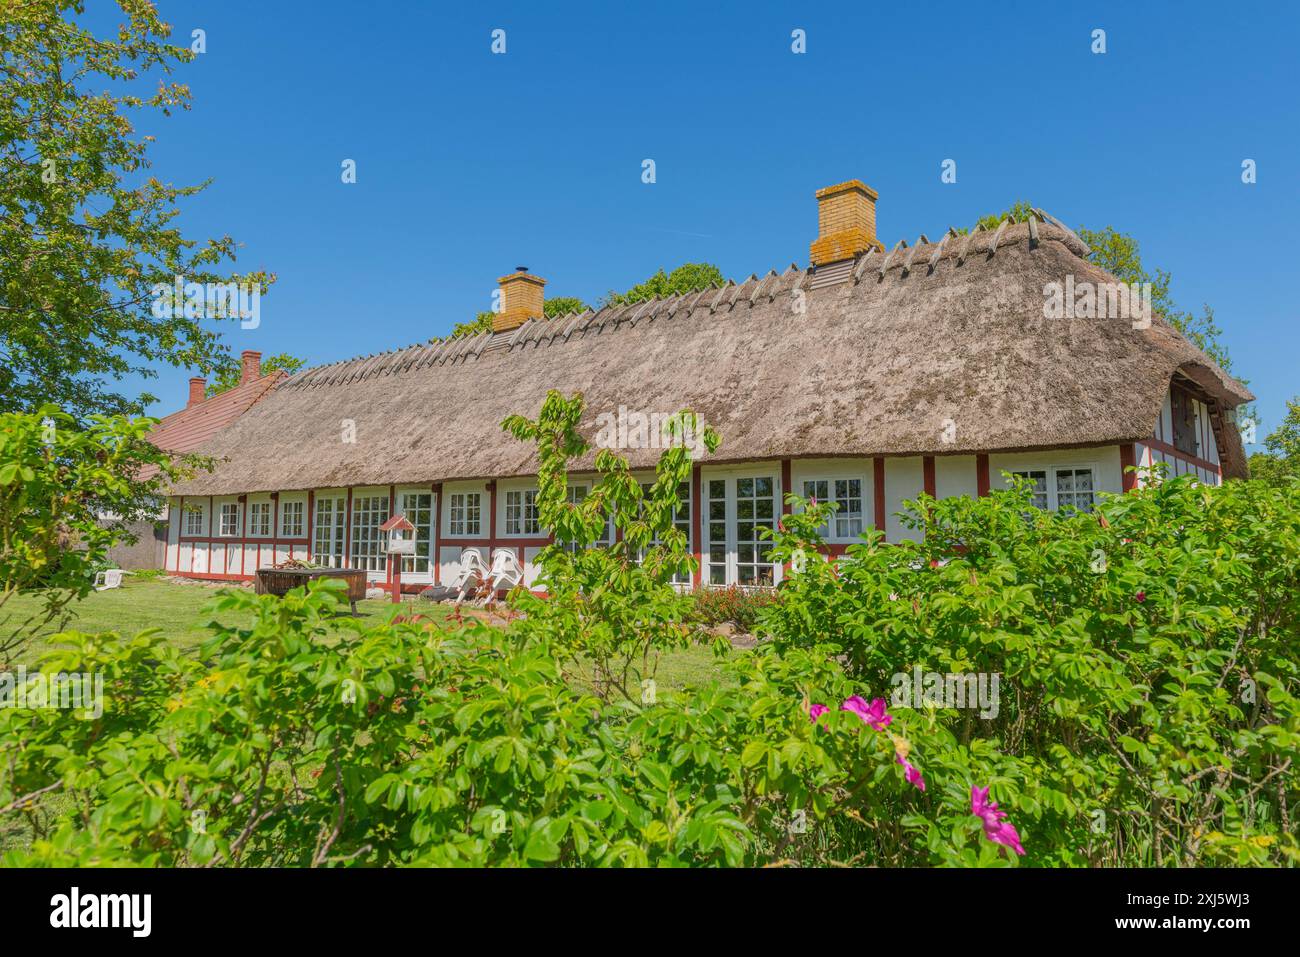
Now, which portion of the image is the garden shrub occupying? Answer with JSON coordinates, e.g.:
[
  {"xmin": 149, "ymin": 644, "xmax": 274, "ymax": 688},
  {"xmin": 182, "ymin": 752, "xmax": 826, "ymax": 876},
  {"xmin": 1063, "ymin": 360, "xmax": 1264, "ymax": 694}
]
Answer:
[
  {"xmin": 688, "ymin": 584, "xmax": 779, "ymax": 632},
  {"xmin": 762, "ymin": 474, "xmax": 1300, "ymax": 865}
]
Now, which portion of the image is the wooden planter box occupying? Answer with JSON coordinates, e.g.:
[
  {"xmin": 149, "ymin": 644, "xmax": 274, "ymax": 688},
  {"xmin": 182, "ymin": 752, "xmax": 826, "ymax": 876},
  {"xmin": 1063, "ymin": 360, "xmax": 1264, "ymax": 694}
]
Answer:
[{"xmin": 254, "ymin": 567, "xmax": 367, "ymax": 613}]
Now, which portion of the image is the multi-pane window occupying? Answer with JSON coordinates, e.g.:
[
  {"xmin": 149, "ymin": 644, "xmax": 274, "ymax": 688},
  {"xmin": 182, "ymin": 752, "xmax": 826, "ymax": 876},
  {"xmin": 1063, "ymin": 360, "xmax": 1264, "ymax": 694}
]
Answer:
[
  {"xmin": 707, "ymin": 479, "xmax": 727, "ymax": 585},
  {"xmin": 505, "ymin": 489, "xmax": 539, "ymax": 535},
  {"xmin": 802, "ymin": 478, "xmax": 865, "ymax": 539},
  {"xmin": 1055, "ymin": 469, "xmax": 1095, "ymax": 512},
  {"xmin": 182, "ymin": 504, "xmax": 205, "ymax": 536},
  {"xmin": 1011, "ymin": 470, "xmax": 1049, "ymax": 510},
  {"xmin": 562, "ymin": 485, "xmax": 613, "ymax": 550},
  {"xmin": 1011, "ymin": 468, "xmax": 1094, "ymax": 512},
  {"xmin": 248, "ymin": 501, "xmax": 272, "ymax": 537},
  {"xmin": 350, "ymin": 494, "xmax": 390, "ymax": 573},
  {"xmin": 448, "ymin": 492, "xmax": 482, "ymax": 536},
  {"xmin": 802, "ymin": 480, "xmax": 831, "ymax": 537},
  {"xmin": 638, "ymin": 481, "xmax": 691, "ymax": 584},
  {"xmin": 398, "ymin": 492, "xmax": 433, "ymax": 574},
  {"xmin": 313, "ymin": 495, "xmax": 346, "ymax": 567},
  {"xmin": 735, "ymin": 476, "xmax": 777, "ymax": 586},
  {"xmin": 280, "ymin": 500, "xmax": 305, "ymax": 537},
  {"xmin": 218, "ymin": 502, "xmax": 240, "ymax": 537}
]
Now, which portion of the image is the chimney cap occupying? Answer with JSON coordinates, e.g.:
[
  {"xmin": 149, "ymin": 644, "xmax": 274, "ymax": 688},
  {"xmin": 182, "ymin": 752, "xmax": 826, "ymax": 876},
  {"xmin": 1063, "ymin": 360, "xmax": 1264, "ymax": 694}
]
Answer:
[{"xmin": 815, "ymin": 179, "xmax": 878, "ymax": 201}]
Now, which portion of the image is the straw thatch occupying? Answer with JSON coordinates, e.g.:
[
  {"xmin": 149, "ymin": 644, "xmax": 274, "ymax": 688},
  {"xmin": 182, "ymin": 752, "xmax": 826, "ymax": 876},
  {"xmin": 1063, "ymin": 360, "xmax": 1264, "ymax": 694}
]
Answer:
[{"xmin": 169, "ymin": 222, "xmax": 1253, "ymax": 496}]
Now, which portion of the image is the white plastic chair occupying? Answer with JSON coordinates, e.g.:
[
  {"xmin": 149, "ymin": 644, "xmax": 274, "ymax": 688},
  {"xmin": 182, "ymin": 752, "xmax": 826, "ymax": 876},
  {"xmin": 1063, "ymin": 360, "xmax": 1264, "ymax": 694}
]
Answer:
[
  {"xmin": 452, "ymin": 548, "xmax": 490, "ymax": 604},
  {"xmin": 488, "ymin": 549, "xmax": 523, "ymax": 594},
  {"xmin": 93, "ymin": 569, "xmax": 128, "ymax": 592}
]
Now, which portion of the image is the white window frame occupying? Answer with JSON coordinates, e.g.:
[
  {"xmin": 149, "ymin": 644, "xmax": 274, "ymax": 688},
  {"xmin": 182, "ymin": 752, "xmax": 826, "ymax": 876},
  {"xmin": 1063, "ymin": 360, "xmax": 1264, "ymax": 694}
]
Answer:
[
  {"xmin": 280, "ymin": 498, "xmax": 306, "ymax": 538},
  {"xmin": 350, "ymin": 490, "xmax": 390, "ymax": 574},
  {"xmin": 218, "ymin": 502, "xmax": 240, "ymax": 537},
  {"xmin": 313, "ymin": 492, "xmax": 347, "ymax": 568},
  {"xmin": 396, "ymin": 489, "xmax": 435, "ymax": 578},
  {"xmin": 504, "ymin": 488, "xmax": 540, "ymax": 537},
  {"xmin": 182, "ymin": 502, "xmax": 206, "ymax": 537},
  {"xmin": 636, "ymin": 478, "xmax": 692, "ymax": 585},
  {"xmin": 703, "ymin": 467, "xmax": 783, "ymax": 588},
  {"xmin": 248, "ymin": 500, "xmax": 272, "ymax": 538},
  {"xmin": 1010, "ymin": 464, "xmax": 1099, "ymax": 512},
  {"xmin": 447, "ymin": 490, "xmax": 482, "ymax": 537}
]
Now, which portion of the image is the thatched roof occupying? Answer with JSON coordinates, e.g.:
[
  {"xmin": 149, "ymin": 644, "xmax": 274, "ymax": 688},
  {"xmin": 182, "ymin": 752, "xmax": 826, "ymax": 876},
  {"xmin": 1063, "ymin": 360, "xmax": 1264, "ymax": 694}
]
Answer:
[{"xmin": 170, "ymin": 222, "xmax": 1253, "ymax": 497}]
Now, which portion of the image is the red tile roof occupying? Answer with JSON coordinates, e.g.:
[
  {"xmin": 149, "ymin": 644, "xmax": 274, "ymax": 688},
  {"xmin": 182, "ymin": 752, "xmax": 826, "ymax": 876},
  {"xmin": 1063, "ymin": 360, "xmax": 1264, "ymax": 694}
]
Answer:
[{"xmin": 141, "ymin": 371, "xmax": 284, "ymax": 479}]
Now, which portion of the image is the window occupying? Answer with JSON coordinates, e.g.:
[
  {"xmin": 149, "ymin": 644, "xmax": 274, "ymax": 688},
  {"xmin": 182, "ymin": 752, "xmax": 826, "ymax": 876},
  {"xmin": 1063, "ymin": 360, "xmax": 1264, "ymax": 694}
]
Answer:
[
  {"xmin": 280, "ymin": 500, "xmax": 305, "ymax": 537},
  {"xmin": 1011, "ymin": 468, "xmax": 1095, "ymax": 512},
  {"xmin": 313, "ymin": 495, "xmax": 346, "ymax": 568},
  {"xmin": 802, "ymin": 480, "xmax": 831, "ymax": 538},
  {"xmin": 638, "ymin": 480, "xmax": 691, "ymax": 584},
  {"xmin": 248, "ymin": 501, "xmax": 272, "ymax": 537},
  {"xmin": 832, "ymin": 479, "xmax": 864, "ymax": 538},
  {"xmin": 1010, "ymin": 470, "xmax": 1049, "ymax": 510},
  {"xmin": 350, "ymin": 494, "xmax": 390, "ymax": 573},
  {"xmin": 707, "ymin": 479, "xmax": 727, "ymax": 585},
  {"xmin": 1171, "ymin": 387, "xmax": 1200, "ymax": 456},
  {"xmin": 1055, "ymin": 468, "xmax": 1095, "ymax": 512},
  {"xmin": 735, "ymin": 476, "xmax": 777, "ymax": 585},
  {"xmin": 397, "ymin": 491, "xmax": 433, "ymax": 574},
  {"xmin": 218, "ymin": 502, "xmax": 240, "ymax": 537},
  {"xmin": 448, "ymin": 492, "xmax": 481, "ymax": 536},
  {"xmin": 505, "ymin": 489, "xmax": 539, "ymax": 535},
  {"xmin": 182, "ymin": 504, "xmax": 205, "ymax": 537}
]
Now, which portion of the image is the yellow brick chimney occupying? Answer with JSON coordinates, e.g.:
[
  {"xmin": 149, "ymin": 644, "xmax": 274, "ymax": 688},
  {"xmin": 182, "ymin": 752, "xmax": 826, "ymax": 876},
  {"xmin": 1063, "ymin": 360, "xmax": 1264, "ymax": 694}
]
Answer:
[
  {"xmin": 493, "ymin": 267, "xmax": 546, "ymax": 333},
  {"xmin": 810, "ymin": 179, "xmax": 882, "ymax": 266}
]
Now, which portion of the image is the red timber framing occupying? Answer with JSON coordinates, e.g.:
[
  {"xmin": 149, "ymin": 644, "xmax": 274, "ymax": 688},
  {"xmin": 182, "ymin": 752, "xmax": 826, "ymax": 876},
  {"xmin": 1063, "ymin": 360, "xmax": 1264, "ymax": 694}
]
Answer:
[
  {"xmin": 922, "ymin": 457, "xmax": 936, "ymax": 498},
  {"xmin": 1120, "ymin": 443, "xmax": 1139, "ymax": 492},
  {"xmin": 432, "ymin": 483, "xmax": 443, "ymax": 585},
  {"xmin": 873, "ymin": 458, "xmax": 886, "ymax": 533},
  {"xmin": 976, "ymin": 454, "xmax": 990, "ymax": 497},
  {"xmin": 306, "ymin": 491, "xmax": 315, "ymax": 562},
  {"xmin": 1143, "ymin": 437, "xmax": 1222, "ymax": 477}
]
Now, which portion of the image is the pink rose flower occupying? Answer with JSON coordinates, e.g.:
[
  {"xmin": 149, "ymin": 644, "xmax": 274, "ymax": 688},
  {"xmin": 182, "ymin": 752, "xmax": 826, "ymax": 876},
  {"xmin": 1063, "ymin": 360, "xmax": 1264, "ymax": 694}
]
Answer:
[
  {"xmin": 808, "ymin": 702, "xmax": 829, "ymax": 724},
  {"xmin": 841, "ymin": 695, "xmax": 892, "ymax": 731},
  {"xmin": 896, "ymin": 753, "xmax": 926, "ymax": 791},
  {"xmin": 971, "ymin": 785, "xmax": 1025, "ymax": 855}
]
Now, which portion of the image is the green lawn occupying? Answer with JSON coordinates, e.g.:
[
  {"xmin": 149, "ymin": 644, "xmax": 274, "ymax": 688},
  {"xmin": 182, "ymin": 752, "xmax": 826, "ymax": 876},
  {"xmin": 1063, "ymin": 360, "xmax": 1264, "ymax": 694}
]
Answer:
[
  {"xmin": 0, "ymin": 577, "xmax": 442, "ymax": 665},
  {"xmin": 1, "ymin": 577, "xmax": 733, "ymax": 688}
]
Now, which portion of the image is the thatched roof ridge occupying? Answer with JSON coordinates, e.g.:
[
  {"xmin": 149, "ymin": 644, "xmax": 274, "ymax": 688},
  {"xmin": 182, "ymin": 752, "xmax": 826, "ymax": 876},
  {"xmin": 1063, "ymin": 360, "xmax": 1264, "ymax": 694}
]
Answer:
[{"xmin": 171, "ymin": 221, "xmax": 1253, "ymax": 496}]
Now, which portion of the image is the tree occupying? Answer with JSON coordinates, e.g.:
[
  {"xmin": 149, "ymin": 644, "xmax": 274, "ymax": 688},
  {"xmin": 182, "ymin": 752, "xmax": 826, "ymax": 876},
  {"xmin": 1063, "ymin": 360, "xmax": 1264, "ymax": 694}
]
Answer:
[
  {"xmin": 601, "ymin": 262, "xmax": 727, "ymax": 307},
  {"xmin": 0, "ymin": 1, "xmax": 273, "ymax": 421},
  {"xmin": 1248, "ymin": 397, "xmax": 1300, "ymax": 485},
  {"xmin": 0, "ymin": 407, "xmax": 190, "ymax": 663},
  {"xmin": 206, "ymin": 353, "xmax": 305, "ymax": 397}
]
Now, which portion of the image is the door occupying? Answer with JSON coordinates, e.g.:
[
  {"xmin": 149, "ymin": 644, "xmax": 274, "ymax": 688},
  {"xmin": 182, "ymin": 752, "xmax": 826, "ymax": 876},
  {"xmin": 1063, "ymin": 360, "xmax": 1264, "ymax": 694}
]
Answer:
[
  {"xmin": 703, "ymin": 472, "xmax": 782, "ymax": 587},
  {"xmin": 397, "ymin": 491, "xmax": 434, "ymax": 582},
  {"xmin": 313, "ymin": 494, "xmax": 347, "ymax": 568}
]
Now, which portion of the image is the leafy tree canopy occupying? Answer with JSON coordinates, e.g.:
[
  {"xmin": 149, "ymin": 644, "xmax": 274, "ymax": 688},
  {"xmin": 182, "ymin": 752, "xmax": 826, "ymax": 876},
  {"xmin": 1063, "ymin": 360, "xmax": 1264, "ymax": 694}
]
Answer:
[
  {"xmin": 1248, "ymin": 396, "xmax": 1300, "ymax": 485},
  {"xmin": 206, "ymin": 353, "xmax": 305, "ymax": 397},
  {"xmin": 0, "ymin": 1, "xmax": 273, "ymax": 420},
  {"xmin": 602, "ymin": 262, "xmax": 727, "ymax": 307}
]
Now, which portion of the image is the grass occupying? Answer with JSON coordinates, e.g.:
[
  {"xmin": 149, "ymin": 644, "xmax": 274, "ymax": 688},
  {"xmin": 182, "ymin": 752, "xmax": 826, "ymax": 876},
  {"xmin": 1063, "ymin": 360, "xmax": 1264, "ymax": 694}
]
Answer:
[
  {"xmin": 0, "ymin": 577, "xmax": 447, "ymax": 665},
  {"xmin": 0, "ymin": 577, "xmax": 734, "ymax": 687}
]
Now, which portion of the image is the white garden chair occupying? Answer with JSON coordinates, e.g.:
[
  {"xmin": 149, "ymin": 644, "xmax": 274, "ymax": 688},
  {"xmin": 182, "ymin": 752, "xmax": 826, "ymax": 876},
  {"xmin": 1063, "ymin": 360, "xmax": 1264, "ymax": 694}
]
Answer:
[
  {"xmin": 487, "ymin": 548, "xmax": 523, "ymax": 596},
  {"xmin": 452, "ymin": 548, "xmax": 490, "ymax": 605},
  {"xmin": 93, "ymin": 569, "xmax": 129, "ymax": 592}
]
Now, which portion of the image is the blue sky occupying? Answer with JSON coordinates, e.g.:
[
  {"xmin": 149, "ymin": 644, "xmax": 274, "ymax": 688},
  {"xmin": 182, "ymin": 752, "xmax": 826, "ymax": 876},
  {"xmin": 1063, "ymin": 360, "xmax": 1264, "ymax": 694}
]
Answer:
[{"xmin": 106, "ymin": 0, "xmax": 1298, "ymax": 442}]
